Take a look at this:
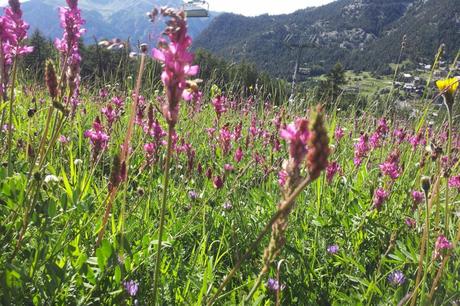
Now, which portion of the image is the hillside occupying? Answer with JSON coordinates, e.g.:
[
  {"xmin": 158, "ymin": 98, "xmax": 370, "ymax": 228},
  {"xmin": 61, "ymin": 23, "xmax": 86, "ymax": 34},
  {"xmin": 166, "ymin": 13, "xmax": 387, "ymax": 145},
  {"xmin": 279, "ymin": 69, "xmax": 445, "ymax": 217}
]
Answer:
[
  {"xmin": 193, "ymin": 0, "xmax": 460, "ymax": 78},
  {"xmin": 9, "ymin": 0, "xmax": 216, "ymax": 44}
]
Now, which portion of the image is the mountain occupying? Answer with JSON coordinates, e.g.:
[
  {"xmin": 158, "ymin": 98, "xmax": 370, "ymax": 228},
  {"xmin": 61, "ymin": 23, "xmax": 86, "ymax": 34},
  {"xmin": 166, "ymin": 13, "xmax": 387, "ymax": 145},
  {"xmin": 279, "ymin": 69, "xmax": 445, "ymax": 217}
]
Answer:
[
  {"xmin": 9, "ymin": 0, "xmax": 217, "ymax": 44},
  {"xmin": 193, "ymin": 0, "xmax": 460, "ymax": 78}
]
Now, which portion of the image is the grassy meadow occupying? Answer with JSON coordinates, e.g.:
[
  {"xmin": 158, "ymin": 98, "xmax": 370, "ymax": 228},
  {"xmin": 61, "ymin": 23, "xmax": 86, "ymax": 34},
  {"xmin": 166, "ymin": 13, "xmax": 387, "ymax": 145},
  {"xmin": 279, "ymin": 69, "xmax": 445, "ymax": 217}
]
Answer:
[{"xmin": 1, "ymin": 1, "xmax": 460, "ymax": 305}]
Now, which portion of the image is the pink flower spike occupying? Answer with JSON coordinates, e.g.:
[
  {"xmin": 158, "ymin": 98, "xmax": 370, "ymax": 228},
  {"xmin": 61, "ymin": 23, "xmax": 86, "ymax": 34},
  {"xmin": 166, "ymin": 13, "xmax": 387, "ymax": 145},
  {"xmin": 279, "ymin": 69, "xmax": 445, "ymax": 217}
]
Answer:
[
  {"xmin": 334, "ymin": 127, "xmax": 344, "ymax": 141},
  {"xmin": 434, "ymin": 235, "xmax": 453, "ymax": 259},
  {"xmin": 373, "ymin": 188, "xmax": 389, "ymax": 210},
  {"xmin": 234, "ymin": 147, "xmax": 243, "ymax": 163},
  {"xmin": 280, "ymin": 118, "xmax": 309, "ymax": 167},
  {"xmin": 448, "ymin": 175, "xmax": 460, "ymax": 191},
  {"xmin": 326, "ymin": 161, "xmax": 341, "ymax": 183}
]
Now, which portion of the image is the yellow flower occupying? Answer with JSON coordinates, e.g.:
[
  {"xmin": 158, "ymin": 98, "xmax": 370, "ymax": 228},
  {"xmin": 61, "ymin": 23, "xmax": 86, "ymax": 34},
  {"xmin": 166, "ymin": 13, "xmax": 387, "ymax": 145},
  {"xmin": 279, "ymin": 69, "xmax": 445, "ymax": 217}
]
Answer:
[{"xmin": 436, "ymin": 77, "xmax": 459, "ymax": 95}]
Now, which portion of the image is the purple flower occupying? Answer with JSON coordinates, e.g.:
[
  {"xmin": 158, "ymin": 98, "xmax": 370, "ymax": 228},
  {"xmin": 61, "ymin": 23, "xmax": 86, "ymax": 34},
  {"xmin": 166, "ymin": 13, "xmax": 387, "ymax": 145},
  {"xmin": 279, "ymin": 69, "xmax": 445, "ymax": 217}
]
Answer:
[
  {"xmin": 224, "ymin": 164, "xmax": 234, "ymax": 172},
  {"xmin": 280, "ymin": 118, "xmax": 309, "ymax": 167},
  {"xmin": 234, "ymin": 147, "xmax": 243, "ymax": 163},
  {"xmin": 54, "ymin": 0, "xmax": 85, "ymax": 97},
  {"xmin": 354, "ymin": 134, "xmax": 369, "ymax": 166},
  {"xmin": 219, "ymin": 126, "xmax": 232, "ymax": 155},
  {"xmin": 267, "ymin": 278, "xmax": 285, "ymax": 292},
  {"xmin": 84, "ymin": 117, "xmax": 109, "ymax": 160},
  {"xmin": 393, "ymin": 128, "xmax": 406, "ymax": 144},
  {"xmin": 411, "ymin": 190, "xmax": 424, "ymax": 209},
  {"xmin": 278, "ymin": 170, "xmax": 288, "ymax": 187},
  {"xmin": 123, "ymin": 280, "xmax": 139, "ymax": 296},
  {"xmin": 434, "ymin": 235, "xmax": 453, "ymax": 259},
  {"xmin": 211, "ymin": 95, "xmax": 227, "ymax": 119},
  {"xmin": 213, "ymin": 176, "xmax": 224, "ymax": 189},
  {"xmin": 58, "ymin": 135, "xmax": 69, "ymax": 144},
  {"xmin": 101, "ymin": 103, "xmax": 118, "ymax": 127},
  {"xmin": 334, "ymin": 127, "xmax": 344, "ymax": 142},
  {"xmin": 369, "ymin": 132, "xmax": 382, "ymax": 149},
  {"xmin": 188, "ymin": 190, "xmax": 198, "ymax": 200},
  {"xmin": 449, "ymin": 175, "xmax": 460, "ymax": 191},
  {"xmin": 405, "ymin": 218, "xmax": 416, "ymax": 228},
  {"xmin": 111, "ymin": 96, "xmax": 124, "ymax": 108},
  {"xmin": 326, "ymin": 161, "xmax": 341, "ymax": 184},
  {"xmin": 152, "ymin": 8, "xmax": 198, "ymax": 127},
  {"xmin": 373, "ymin": 188, "xmax": 389, "ymax": 210},
  {"xmin": 376, "ymin": 118, "xmax": 389, "ymax": 136},
  {"xmin": 409, "ymin": 131, "xmax": 425, "ymax": 150},
  {"xmin": 144, "ymin": 142, "xmax": 156, "ymax": 163},
  {"xmin": 222, "ymin": 201, "xmax": 232, "ymax": 211},
  {"xmin": 327, "ymin": 244, "xmax": 339, "ymax": 254},
  {"xmin": 0, "ymin": 1, "xmax": 33, "ymax": 62},
  {"xmin": 379, "ymin": 150, "xmax": 400, "ymax": 180},
  {"xmin": 387, "ymin": 270, "xmax": 405, "ymax": 286}
]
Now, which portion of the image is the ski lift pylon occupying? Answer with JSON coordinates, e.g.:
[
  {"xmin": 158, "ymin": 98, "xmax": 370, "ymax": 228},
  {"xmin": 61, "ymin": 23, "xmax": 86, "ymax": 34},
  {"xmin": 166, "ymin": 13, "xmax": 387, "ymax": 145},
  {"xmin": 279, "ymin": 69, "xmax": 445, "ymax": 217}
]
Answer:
[{"xmin": 182, "ymin": 0, "xmax": 209, "ymax": 18}]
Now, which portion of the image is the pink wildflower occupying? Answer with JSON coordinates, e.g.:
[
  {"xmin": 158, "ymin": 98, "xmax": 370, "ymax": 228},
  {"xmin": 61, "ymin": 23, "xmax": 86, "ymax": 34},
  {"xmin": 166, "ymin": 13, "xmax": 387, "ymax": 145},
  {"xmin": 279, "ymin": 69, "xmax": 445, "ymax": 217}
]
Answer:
[
  {"xmin": 0, "ymin": 0, "xmax": 33, "ymax": 62},
  {"xmin": 379, "ymin": 150, "xmax": 400, "ymax": 180},
  {"xmin": 234, "ymin": 147, "xmax": 243, "ymax": 163},
  {"xmin": 278, "ymin": 170, "xmax": 288, "ymax": 187},
  {"xmin": 84, "ymin": 117, "xmax": 109, "ymax": 160},
  {"xmin": 58, "ymin": 135, "xmax": 69, "ymax": 144},
  {"xmin": 55, "ymin": 0, "xmax": 85, "ymax": 97},
  {"xmin": 448, "ymin": 175, "xmax": 460, "ymax": 191},
  {"xmin": 280, "ymin": 118, "xmax": 309, "ymax": 167},
  {"xmin": 101, "ymin": 104, "xmax": 118, "ymax": 127},
  {"xmin": 409, "ymin": 131, "xmax": 425, "ymax": 150},
  {"xmin": 152, "ymin": 8, "xmax": 198, "ymax": 127},
  {"xmin": 411, "ymin": 190, "xmax": 424, "ymax": 206},
  {"xmin": 211, "ymin": 95, "xmax": 227, "ymax": 119},
  {"xmin": 376, "ymin": 118, "xmax": 389, "ymax": 135},
  {"xmin": 433, "ymin": 235, "xmax": 453, "ymax": 259},
  {"xmin": 219, "ymin": 125, "xmax": 232, "ymax": 155},
  {"xmin": 373, "ymin": 188, "xmax": 389, "ymax": 210},
  {"xmin": 405, "ymin": 218, "xmax": 416, "ymax": 228},
  {"xmin": 354, "ymin": 134, "xmax": 369, "ymax": 166},
  {"xmin": 326, "ymin": 161, "xmax": 341, "ymax": 183},
  {"xmin": 224, "ymin": 164, "xmax": 234, "ymax": 172},
  {"xmin": 369, "ymin": 132, "xmax": 382, "ymax": 149},
  {"xmin": 144, "ymin": 142, "xmax": 156, "ymax": 163},
  {"xmin": 111, "ymin": 96, "xmax": 124, "ymax": 109},
  {"xmin": 213, "ymin": 176, "xmax": 224, "ymax": 189},
  {"xmin": 233, "ymin": 121, "xmax": 243, "ymax": 141},
  {"xmin": 334, "ymin": 127, "xmax": 344, "ymax": 142},
  {"xmin": 393, "ymin": 128, "xmax": 406, "ymax": 144}
]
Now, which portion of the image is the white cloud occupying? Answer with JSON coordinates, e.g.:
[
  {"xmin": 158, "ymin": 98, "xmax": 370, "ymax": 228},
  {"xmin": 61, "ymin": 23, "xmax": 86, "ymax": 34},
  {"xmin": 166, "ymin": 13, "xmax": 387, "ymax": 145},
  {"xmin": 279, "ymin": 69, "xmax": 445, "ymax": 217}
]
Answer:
[
  {"xmin": 208, "ymin": 0, "xmax": 335, "ymax": 16},
  {"xmin": 0, "ymin": 0, "xmax": 29, "ymax": 7}
]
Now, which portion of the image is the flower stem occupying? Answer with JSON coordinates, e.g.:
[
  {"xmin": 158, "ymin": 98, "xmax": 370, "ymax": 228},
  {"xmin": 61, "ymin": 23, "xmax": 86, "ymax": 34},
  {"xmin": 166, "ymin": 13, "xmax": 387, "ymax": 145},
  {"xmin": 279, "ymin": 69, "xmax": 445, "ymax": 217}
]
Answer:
[
  {"xmin": 152, "ymin": 125, "xmax": 174, "ymax": 305},
  {"xmin": 206, "ymin": 176, "xmax": 312, "ymax": 306},
  {"xmin": 428, "ymin": 214, "xmax": 460, "ymax": 300},
  {"xmin": 444, "ymin": 102, "xmax": 453, "ymax": 233},
  {"xmin": 410, "ymin": 191, "xmax": 430, "ymax": 306},
  {"xmin": 6, "ymin": 59, "xmax": 18, "ymax": 176}
]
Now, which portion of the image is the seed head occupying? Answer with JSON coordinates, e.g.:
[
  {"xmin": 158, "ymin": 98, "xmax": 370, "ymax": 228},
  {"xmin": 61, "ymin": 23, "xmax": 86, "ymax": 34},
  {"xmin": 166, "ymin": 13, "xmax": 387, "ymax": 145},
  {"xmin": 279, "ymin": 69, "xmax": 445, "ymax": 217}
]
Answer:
[
  {"xmin": 307, "ymin": 106, "xmax": 330, "ymax": 180},
  {"xmin": 421, "ymin": 176, "xmax": 431, "ymax": 193},
  {"xmin": 140, "ymin": 43, "xmax": 148, "ymax": 53},
  {"xmin": 45, "ymin": 60, "xmax": 58, "ymax": 99}
]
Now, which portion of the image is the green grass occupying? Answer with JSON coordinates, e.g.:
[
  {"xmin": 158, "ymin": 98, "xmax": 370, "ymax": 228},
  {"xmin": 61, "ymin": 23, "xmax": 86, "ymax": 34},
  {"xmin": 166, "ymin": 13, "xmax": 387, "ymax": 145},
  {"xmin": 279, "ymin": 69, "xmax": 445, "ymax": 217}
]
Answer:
[{"xmin": 0, "ymin": 76, "xmax": 459, "ymax": 305}]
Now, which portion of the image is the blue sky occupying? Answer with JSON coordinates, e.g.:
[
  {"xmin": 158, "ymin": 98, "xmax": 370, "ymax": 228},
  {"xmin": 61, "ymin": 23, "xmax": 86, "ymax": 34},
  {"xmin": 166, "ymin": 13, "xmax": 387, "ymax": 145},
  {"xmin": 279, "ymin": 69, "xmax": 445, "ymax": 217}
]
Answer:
[{"xmin": 209, "ymin": 0, "xmax": 335, "ymax": 16}]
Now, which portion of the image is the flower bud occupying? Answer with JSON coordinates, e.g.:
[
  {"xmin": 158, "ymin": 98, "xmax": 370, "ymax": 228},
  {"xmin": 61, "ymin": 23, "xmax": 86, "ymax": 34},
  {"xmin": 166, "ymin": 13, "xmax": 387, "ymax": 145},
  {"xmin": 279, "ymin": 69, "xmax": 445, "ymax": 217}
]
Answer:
[
  {"xmin": 45, "ymin": 60, "xmax": 58, "ymax": 99},
  {"xmin": 421, "ymin": 176, "xmax": 431, "ymax": 193},
  {"xmin": 307, "ymin": 106, "xmax": 330, "ymax": 180},
  {"xmin": 140, "ymin": 43, "xmax": 148, "ymax": 54}
]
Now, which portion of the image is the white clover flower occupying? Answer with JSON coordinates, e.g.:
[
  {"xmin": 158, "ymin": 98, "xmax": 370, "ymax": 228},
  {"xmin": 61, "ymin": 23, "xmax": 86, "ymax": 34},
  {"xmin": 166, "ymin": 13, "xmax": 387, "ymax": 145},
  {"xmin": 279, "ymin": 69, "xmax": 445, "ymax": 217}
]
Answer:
[
  {"xmin": 74, "ymin": 159, "xmax": 83, "ymax": 166},
  {"xmin": 44, "ymin": 175, "xmax": 59, "ymax": 184}
]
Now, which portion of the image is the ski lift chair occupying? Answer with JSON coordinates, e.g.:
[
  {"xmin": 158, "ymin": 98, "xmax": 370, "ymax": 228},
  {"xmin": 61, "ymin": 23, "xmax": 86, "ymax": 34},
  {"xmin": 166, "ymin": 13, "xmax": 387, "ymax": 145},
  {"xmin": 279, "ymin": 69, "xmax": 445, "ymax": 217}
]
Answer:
[{"xmin": 183, "ymin": 0, "xmax": 209, "ymax": 18}]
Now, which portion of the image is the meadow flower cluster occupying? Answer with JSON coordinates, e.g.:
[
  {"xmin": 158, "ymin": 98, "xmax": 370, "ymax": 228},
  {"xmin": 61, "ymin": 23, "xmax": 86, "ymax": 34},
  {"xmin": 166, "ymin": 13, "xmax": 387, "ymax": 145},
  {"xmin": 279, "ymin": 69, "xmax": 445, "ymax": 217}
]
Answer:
[{"xmin": 0, "ymin": 2, "xmax": 459, "ymax": 305}]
